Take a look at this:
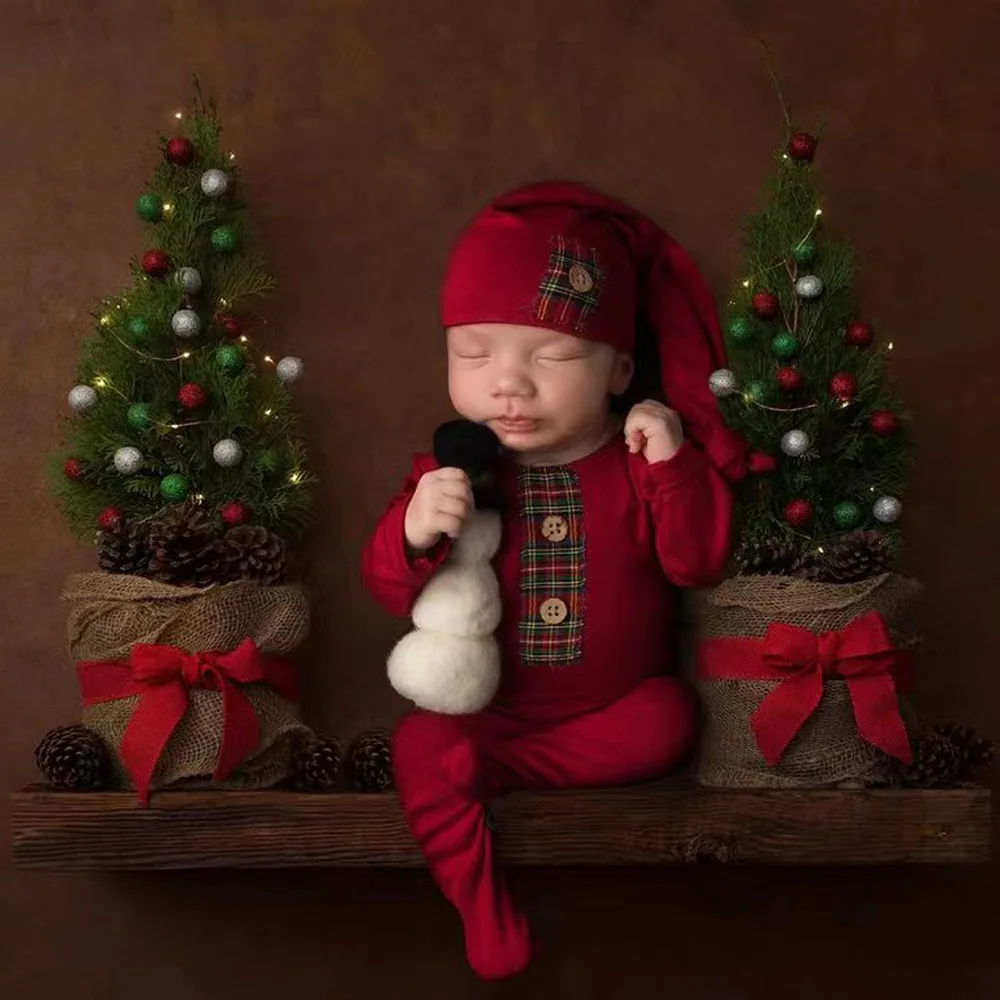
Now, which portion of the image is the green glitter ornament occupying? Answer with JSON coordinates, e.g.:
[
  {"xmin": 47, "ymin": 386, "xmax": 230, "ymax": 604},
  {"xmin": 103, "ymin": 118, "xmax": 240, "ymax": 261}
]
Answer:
[
  {"xmin": 160, "ymin": 473, "xmax": 190, "ymax": 502},
  {"xmin": 833, "ymin": 501, "xmax": 863, "ymax": 530},
  {"xmin": 127, "ymin": 316, "xmax": 150, "ymax": 342},
  {"xmin": 215, "ymin": 344, "xmax": 245, "ymax": 374},
  {"xmin": 727, "ymin": 317, "xmax": 753, "ymax": 344},
  {"xmin": 744, "ymin": 380, "xmax": 767, "ymax": 403},
  {"xmin": 127, "ymin": 402, "xmax": 152, "ymax": 431},
  {"xmin": 136, "ymin": 193, "xmax": 163, "ymax": 223},
  {"xmin": 793, "ymin": 239, "xmax": 816, "ymax": 265},
  {"xmin": 771, "ymin": 332, "xmax": 801, "ymax": 360},
  {"xmin": 211, "ymin": 226, "xmax": 237, "ymax": 252}
]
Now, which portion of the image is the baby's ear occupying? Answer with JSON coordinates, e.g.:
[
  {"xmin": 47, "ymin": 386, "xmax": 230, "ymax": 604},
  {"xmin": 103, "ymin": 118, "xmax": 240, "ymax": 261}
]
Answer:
[{"xmin": 609, "ymin": 352, "xmax": 635, "ymax": 396}]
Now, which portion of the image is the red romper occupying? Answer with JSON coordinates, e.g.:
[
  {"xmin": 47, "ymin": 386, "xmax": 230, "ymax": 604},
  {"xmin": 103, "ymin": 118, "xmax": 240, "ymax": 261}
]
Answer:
[{"xmin": 361, "ymin": 431, "xmax": 733, "ymax": 979}]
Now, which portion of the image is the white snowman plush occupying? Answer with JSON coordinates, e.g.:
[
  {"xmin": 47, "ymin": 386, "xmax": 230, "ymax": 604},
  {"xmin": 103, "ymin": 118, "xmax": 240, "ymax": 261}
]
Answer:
[{"xmin": 386, "ymin": 420, "xmax": 505, "ymax": 715}]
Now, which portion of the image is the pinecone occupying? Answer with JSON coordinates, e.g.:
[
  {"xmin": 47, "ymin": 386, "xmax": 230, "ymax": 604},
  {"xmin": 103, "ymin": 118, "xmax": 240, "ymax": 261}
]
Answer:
[
  {"xmin": 147, "ymin": 503, "xmax": 224, "ymax": 587},
  {"xmin": 898, "ymin": 731, "xmax": 962, "ymax": 788},
  {"xmin": 732, "ymin": 533, "xmax": 802, "ymax": 576},
  {"xmin": 97, "ymin": 520, "xmax": 152, "ymax": 576},
  {"xmin": 221, "ymin": 524, "xmax": 287, "ymax": 585},
  {"xmin": 933, "ymin": 722, "xmax": 995, "ymax": 783},
  {"xmin": 817, "ymin": 530, "xmax": 892, "ymax": 584},
  {"xmin": 292, "ymin": 736, "xmax": 343, "ymax": 792},
  {"xmin": 35, "ymin": 725, "xmax": 110, "ymax": 791},
  {"xmin": 345, "ymin": 730, "xmax": 394, "ymax": 792}
]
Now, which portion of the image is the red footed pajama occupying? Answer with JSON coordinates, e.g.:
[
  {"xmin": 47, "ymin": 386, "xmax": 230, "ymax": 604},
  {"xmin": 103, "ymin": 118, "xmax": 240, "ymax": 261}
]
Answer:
[{"xmin": 392, "ymin": 675, "xmax": 697, "ymax": 980}]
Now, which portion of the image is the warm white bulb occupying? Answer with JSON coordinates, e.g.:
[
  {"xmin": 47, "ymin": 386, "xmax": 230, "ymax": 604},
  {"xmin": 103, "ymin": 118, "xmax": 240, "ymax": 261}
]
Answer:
[
  {"xmin": 93, "ymin": 376, "xmax": 108, "ymax": 388},
  {"xmin": 742, "ymin": 279, "xmax": 751, "ymax": 288},
  {"xmin": 815, "ymin": 208, "xmax": 823, "ymax": 217},
  {"xmin": 170, "ymin": 423, "xmax": 180, "ymax": 430},
  {"xmin": 239, "ymin": 336, "xmax": 249, "ymax": 343},
  {"xmin": 264, "ymin": 408, "xmax": 273, "ymax": 416},
  {"xmin": 195, "ymin": 493, "xmax": 205, "ymax": 502},
  {"xmin": 174, "ymin": 111, "xmax": 183, "ymax": 120},
  {"xmin": 817, "ymin": 546, "xmax": 825, "ymax": 554},
  {"xmin": 887, "ymin": 341, "xmax": 894, "ymax": 351},
  {"xmin": 99, "ymin": 315, "xmax": 111, "ymax": 326},
  {"xmin": 229, "ymin": 152, "xmax": 236, "ymax": 161},
  {"xmin": 264, "ymin": 355, "xmax": 274, "ymax": 364},
  {"xmin": 182, "ymin": 352, "xmax": 192, "ymax": 359},
  {"xmin": 288, "ymin": 471, "xmax": 302, "ymax": 484}
]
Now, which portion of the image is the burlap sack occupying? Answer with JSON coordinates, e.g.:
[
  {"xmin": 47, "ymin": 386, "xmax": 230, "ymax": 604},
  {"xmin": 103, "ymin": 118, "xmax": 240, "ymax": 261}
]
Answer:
[
  {"xmin": 693, "ymin": 572, "xmax": 923, "ymax": 788},
  {"xmin": 63, "ymin": 572, "xmax": 312, "ymax": 795}
]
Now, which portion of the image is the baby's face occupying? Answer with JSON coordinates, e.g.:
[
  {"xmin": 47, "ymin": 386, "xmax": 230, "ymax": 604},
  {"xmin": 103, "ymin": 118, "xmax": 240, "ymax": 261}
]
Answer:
[{"xmin": 446, "ymin": 323, "xmax": 633, "ymax": 460}]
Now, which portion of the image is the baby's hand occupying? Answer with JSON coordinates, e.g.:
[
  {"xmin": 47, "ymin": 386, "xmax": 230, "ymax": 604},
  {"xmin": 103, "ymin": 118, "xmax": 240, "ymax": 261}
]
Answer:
[
  {"xmin": 624, "ymin": 399, "xmax": 684, "ymax": 464},
  {"xmin": 404, "ymin": 467, "xmax": 474, "ymax": 551}
]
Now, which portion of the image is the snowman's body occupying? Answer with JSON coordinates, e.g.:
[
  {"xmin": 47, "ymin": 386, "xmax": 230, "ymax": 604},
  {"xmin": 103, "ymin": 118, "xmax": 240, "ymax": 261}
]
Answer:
[{"xmin": 387, "ymin": 508, "xmax": 503, "ymax": 715}]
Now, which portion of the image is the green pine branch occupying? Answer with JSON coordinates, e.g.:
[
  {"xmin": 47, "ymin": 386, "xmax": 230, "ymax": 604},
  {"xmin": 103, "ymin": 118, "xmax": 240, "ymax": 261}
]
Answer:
[{"xmin": 49, "ymin": 81, "xmax": 316, "ymax": 547}]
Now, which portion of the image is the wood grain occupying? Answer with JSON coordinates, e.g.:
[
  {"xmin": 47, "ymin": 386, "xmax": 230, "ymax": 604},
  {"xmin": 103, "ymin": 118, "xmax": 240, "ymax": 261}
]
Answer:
[{"xmin": 10, "ymin": 782, "xmax": 991, "ymax": 870}]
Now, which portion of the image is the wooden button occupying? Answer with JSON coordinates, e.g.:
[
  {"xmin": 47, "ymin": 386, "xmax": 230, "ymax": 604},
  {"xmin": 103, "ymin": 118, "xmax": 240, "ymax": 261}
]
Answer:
[
  {"xmin": 540, "ymin": 515, "xmax": 569, "ymax": 542},
  {"xmin": 539, "ymin": 597, "xmax": 568, "ymax": 625},
  {"xmin": 568, "ymin": 264, "xmax": 594, "ymax": 293}
]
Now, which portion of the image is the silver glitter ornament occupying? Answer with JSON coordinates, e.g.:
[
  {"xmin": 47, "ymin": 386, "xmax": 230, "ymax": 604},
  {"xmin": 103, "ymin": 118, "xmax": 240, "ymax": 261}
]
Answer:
[
  {"xmin": 113, "ymin": 446, "xmax": 143, "ymax": 475},
  {"xmin": 176, "ymin": 267, "xmax": 202, "ymax": 294},
  {"xmin": 780, "ymin": 429, "xmax": 810, "ymax": 457},
  {"xmin": 200, "ymin": 168, "xmax": 229, "ymax": 197},
  {"xmin": 708, "ymin": 368, "xmax": 738, "ymax": 398},
  {"xmin": 171, "ymin": 309, "xmax": 201, "ymax": 338},
  {"xmin": 276, "ymin": 356, "xmax": 305, "ymax": 384},
  {"xmin": 212, "ymin": 438, "xmax": 243, "ymax": 467},
  {"xmin": 873, "ymin": 495, "xmax": 902, "ymax": 524},
  {"xmin": 794, "ymin": 274, "xmax": 824, "ymax": 299},
  {"xmin": 68, "ymin": 384, "xmax": 98, "ymax": 413}
]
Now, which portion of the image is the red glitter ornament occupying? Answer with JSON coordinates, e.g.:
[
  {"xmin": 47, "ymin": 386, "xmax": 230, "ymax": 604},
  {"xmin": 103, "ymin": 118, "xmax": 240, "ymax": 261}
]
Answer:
[
  {"xmin": 216, "ymin": 314, "xmax": 243, "ymax": 339},
  {"xmin": 871, "ymin": 410, "xmax": 900, "ymax": 436},
  {"xmin": 776, "ymin": 367, "xmax": 804, "ymax": 393},
  {"xmin": 752, "ymin": 292, "xmax": 780, "ymax": 320},
  {"xmin": 783, "ymin": 499, "xmax": 814, "ymax": 529},
  {"xmin": 788, "ymin": 133, "xmax": 818, "ymax": 162},
  {"xmin": 846, "ymin": 321, "xmax": 874, "ymax": 347},
  {"xmin": 829, "ymin": 372, "xmax": 857, "ymax": 402},
  {"xmin": 165, "ymin": 136, "xmax": 195, "ymax": 165},
  {"xmin": 98, "ymin": 507, "xmax": 123, "ymax": 531},
  {"xmin": 141, "ymin": 249, "xmax": 171, "ymax": 277},
  {"xmin": 219, "ymin": 501, "xmax": 249, "ymax": 527},
  {"xmin": 178, "ymin": 383, "xmax": 207, "ymax": 410},
  {"xmin": 63, "ymin": 458, "xmax": 85, "ymax": 481}
]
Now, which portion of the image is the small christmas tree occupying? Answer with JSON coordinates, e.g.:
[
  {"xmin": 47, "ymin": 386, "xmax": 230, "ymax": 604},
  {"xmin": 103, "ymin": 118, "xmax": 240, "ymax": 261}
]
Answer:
[
  {"xmin": 713, "ymin": 102, "xmax": 913, "ymax": 583},
  {"xmin": 48, "ymin": 82, "xmax": 316, "ymax": 585}
]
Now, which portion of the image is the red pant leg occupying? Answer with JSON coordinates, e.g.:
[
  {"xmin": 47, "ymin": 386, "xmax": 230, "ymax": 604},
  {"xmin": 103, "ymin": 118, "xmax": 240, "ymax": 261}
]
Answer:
[
  {"xmin": 391, "ymin": 710, "xmax": 531, "ymax": 981},
  {"xmin": 443, "ymin": 675, "xmax": 697, "ymax": 796}
]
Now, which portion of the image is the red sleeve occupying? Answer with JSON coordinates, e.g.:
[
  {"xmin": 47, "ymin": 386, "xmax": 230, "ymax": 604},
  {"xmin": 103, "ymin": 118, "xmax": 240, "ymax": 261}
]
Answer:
[
  {"xmin": 360, "ymin": 453, "xmax": 453, "ymax": 617},
  {"xmin": 627, "ymin": 440, "xmax": 734, "ymax": 588}
]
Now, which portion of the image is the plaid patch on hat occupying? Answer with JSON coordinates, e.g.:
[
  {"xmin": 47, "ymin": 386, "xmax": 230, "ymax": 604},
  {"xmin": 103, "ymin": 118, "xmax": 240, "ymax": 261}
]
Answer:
[
  {"xmin": 517, "ymin": 466, "xmax": 585, "ymax": 666},
  {"xmin": 533, "ymin": 235, "xmax": 603, "ymax": 332}
]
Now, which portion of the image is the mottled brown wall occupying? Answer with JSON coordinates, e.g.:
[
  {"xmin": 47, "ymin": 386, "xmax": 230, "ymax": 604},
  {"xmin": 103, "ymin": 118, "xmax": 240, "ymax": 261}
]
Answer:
[{"xmin": 2, "ymin": 1, "xmax": 997, "ymax": 997}]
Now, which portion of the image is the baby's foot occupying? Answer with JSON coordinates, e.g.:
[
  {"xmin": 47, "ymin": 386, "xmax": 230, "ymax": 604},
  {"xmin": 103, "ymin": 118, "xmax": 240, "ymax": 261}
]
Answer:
[{"xmin": 463, "ymin": 899, "xmax": 533, "ymax": 981}]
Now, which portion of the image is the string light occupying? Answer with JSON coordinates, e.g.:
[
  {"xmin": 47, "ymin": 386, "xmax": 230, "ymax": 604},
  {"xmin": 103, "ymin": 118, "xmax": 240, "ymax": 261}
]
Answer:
[
  {"xmin": 263, "ymin": 408, "xmax": 273, "ymax": 417},
  {"xmin": 263, "ymin": 355, "xmax": 275, "ymax": 365},
  {"xmin": 887, "ymin": 341, "xmax": 894, "ymax": 351},
  {"xmin": 742, "ymin": 279, "xmax": 751, "ymax": 288},
  {"xmin": 92, "ymin": 376, "xmax": 108, "ymax": 388},
  {"xmin": 99, "ymin": 315, "xmax": 112, "ymax": 326},
  {"xmin": 814, "ymin": 208, "xmax": 823, "ymax": 217},
  {"xmin": 173, "ymin": 111, "xmax": 183, "ymax": 120},
  {"xmin": 288, "ymin": 471, "xmax": 302, "ymax": 484},
  {"xmin": 109, "ymin": 331, "xmax": 191, "ymax": 363},
  {"xmin": 162, "ymin": 203, "xmax": 175, "ymax": 217},
  {"xmin": 228, "ymin": 152, "xmax": 236, "ymax": 161}
]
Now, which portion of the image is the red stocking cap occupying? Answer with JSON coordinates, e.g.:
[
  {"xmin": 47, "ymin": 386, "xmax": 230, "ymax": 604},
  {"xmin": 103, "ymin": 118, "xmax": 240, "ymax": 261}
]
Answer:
[{"xmin": 440, "ymin": 180, "xmax": 773, "ymax": 482}]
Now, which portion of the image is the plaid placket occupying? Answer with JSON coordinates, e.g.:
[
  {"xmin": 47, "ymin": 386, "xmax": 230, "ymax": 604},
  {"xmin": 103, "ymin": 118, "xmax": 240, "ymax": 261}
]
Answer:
[
  {"xmin": 517, "ymin": 466, "xmax": 585, "ymax": 666},
  {"xmin": 532, "ymin": 234, "xmax": 604, "ymax": 332}
]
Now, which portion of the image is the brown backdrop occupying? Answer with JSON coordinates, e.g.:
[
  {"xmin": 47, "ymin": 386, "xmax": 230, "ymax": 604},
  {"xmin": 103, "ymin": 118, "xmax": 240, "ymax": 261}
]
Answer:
[{"xmin": 2, "ymin": 1, "xmax": 997, "ymax": 997}]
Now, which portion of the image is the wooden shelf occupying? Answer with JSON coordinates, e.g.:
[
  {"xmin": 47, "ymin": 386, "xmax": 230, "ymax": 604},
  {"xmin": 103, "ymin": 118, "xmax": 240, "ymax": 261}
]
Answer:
[{"xmin": 10, "ymin": 781, "xmax": 990, "ymax": 870}]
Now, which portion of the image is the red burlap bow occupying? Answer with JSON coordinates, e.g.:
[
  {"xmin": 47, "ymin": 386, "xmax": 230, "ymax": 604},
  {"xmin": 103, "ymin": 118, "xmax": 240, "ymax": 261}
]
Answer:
[
  {"xmin": 78, "ymin": 639, "xmax": 299, "ymax": 805},
  {"xmin": 698, "ymin": 611, "xmax": 913, "ymax": 766}
]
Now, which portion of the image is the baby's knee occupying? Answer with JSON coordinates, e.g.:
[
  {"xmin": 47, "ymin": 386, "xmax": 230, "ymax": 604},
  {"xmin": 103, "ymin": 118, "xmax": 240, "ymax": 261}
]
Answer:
[{"xmin": 391, "ymin": 710, "xmax": 469, "ymax": 777}]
